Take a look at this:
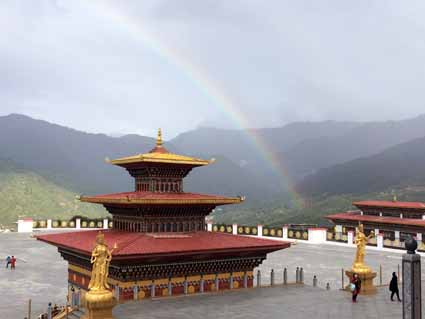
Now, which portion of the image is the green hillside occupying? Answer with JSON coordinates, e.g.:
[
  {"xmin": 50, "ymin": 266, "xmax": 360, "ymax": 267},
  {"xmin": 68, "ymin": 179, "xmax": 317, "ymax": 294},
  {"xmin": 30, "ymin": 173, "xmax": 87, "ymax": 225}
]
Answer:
[{"xmin": 0, "ymin": 161, "xmax": 107, "ymax": 227}]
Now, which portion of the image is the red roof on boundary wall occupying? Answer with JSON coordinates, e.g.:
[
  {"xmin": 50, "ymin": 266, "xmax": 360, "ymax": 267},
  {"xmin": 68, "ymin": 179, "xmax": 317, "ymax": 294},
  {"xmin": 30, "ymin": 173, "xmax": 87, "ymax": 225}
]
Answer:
[
  {"xmin": 326, "ymin": 211, "xmax": 425, "ymax": 227},
  {"xmin": 36, "ymin": 230, "xmax": 290, "ymax": 258},
  {"xmin": 353, "ymin": 201, "xmax": 425, "ymax": 210}
]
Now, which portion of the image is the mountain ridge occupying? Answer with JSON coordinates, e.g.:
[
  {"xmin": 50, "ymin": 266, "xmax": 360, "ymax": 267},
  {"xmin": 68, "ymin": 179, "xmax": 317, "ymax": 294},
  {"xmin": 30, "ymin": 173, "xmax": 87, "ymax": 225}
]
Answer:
[
  {"xmin": 297, "ymin": 135, "xmax": 425, "ymax": 196},
  {"xmin": 1, "ymin": 112, "xmax": 425, "ymax": 226}
]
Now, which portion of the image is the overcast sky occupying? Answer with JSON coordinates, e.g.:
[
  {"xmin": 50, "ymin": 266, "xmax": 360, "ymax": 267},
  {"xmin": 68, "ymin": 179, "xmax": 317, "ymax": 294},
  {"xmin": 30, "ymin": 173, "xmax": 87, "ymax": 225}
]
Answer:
[{"xmin": 1, "ymin": 0, "xmax": 425, "ymax": 138}]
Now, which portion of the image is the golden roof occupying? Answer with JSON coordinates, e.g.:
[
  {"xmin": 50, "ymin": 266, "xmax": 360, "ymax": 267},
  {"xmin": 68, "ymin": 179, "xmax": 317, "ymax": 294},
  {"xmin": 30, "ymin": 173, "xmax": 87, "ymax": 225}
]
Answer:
[{"xmin": 108, "ymin": 129, "xmax": 213, "ymax": 166}]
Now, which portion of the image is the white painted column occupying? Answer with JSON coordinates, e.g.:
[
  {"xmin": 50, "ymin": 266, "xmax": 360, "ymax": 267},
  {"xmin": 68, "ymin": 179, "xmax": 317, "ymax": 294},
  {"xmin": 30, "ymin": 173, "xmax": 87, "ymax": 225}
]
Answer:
[
  {"xmin": 307, "ymin": 228, "xmax": 327, "ymax": 244},
  {"xmin": 232, "ymin": 223, "xmax": 238, "ymax": 235},
  {"xmin": 47, "ymin": 219, "xmax": 52, "ymax": 230},
  {"xmin": 17, "ymin": 220, "xmax": 24, "ymax": 233},
  {"xmin": 76, "ymin": 218, "xmax": 81, "ymax": 229},
  {"xmin": 423, "ymin": 215, "xmax": 425, "ymax": 220},
  {"xmin": 133, "ymin": 286, "xmax": 138, "ymax": 301},
  {"xmin": 17, "ymin": 219, "xmax": 33, "ymax": 233},
  {"xmin": 400, "ymin": 213, "xmax": 403, "ymax": 219},
  {"xmin": 207, "ymin": 222, "xmax": 213, "ymax": 232},
  {"xmin": 257, "ymin": 225, "xmax": 263, "ymax": 238},
  {"xmin": 394, "ymin": 230, "xmax": 400, "ymax": 247},
  {"xmin": 377, "ymin": 233, "xmax": 384, "ymax": 250},
  {"xmin": 103, "ymin": 218, "xmax": 109, "ymax": 229},
  {"xmin": 347, "ymin": 231, "xmax": 354, "ymax": 245},
  {"xmin": 282, "ymin": 226, "xmax": 288, "ymax": 240},
  {"xmin": 374, "ymin": 228, "xmax": 380, "ymax": 235}
]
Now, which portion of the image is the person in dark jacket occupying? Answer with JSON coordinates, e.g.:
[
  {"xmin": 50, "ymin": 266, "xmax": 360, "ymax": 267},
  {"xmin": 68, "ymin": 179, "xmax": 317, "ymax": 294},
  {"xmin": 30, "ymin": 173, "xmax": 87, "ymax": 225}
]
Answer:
[
  {"xmin": 389, "ymin": 272, "xmax": 401, "ymax": 301},
  {"xmin": 351, "ymin": 273, "xmax": 361, "ymax": 302}
]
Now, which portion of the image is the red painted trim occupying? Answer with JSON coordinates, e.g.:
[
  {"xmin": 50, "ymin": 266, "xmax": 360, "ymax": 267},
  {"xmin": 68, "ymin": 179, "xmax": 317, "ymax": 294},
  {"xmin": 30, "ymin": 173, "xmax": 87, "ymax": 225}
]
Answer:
[{"xmin": 353, "ymin": 200, "xmax": 425, "ymax": 210}]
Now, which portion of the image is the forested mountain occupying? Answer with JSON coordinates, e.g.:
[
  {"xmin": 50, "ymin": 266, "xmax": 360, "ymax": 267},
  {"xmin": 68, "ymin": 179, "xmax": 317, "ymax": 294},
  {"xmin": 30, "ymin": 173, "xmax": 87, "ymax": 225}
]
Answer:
[
  {"xmin": 297, "ymin": 136, "xmax": 425, "ymax": 196},
  {"xmin": 1, "ymin": 113, "xmax": 425, "ymax": 227},
  {"xmin": 281, "ymin": 115, "xmax": 425, "ymax": 178},
  {"xmin": 0, "ymin": 114, "xmax": 267, "ymax": 198},
  {"xmin": 0, "ymin": 159, "xmax": 107, "ymax": 226}
]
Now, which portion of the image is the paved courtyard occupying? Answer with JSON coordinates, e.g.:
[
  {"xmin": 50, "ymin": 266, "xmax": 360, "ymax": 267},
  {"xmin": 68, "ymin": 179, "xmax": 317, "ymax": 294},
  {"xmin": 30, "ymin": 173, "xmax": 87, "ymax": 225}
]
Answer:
[
  {"xmin": 0, "ymin": 232, "xmax": 423, "ymax": 318},
  {"xmin": 114, "ymin": 284, "xmax": 408, "ymax": 319}
]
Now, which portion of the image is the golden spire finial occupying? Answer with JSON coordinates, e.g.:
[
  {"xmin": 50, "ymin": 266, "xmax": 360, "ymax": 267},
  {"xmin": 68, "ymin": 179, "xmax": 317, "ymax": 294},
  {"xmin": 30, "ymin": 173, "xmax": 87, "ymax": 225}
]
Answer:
[{"xmin": 156, "ymin": 128, "xmax": 163, "ymax": 146}]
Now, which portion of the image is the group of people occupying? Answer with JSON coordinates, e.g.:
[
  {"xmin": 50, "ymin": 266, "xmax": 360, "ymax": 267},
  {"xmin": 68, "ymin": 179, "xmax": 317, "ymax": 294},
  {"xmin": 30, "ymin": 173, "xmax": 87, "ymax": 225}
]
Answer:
[
  {"xmin": 5, "ymin": 255, "xmax": 16, "ymax": 269},
  {"xmin": 350, "ymin": 272, "xmax": 401, "ymax": 302}
]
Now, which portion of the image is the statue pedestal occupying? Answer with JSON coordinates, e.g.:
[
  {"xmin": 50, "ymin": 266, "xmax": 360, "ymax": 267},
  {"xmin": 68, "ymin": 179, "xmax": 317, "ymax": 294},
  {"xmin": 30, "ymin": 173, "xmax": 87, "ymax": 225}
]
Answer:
[
  {"xmin": 345, "ymin": 270, "xmax": 377, "ymax": 295},
  {"xmin": 82, "ymin": 290, "xmax": 116, "ymax": 319}
]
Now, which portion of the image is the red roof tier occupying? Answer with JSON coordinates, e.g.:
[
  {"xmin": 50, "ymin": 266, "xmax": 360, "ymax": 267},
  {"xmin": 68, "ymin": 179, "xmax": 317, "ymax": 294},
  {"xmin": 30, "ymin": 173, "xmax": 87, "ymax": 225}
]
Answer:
[
  {"xmin": 79, "ymin": 191, "xmax": 244, "ymax": 206},
  {"xmin": 326, "ymin": 211, "xmax": 425, "ymax": 228},
  {"xmin": 353, "ymin": 200, "xmax": 425, "ymax": 210},
  {"xmin": 36, "ymin": 230, "xmax": 289, "ymax": 259}
]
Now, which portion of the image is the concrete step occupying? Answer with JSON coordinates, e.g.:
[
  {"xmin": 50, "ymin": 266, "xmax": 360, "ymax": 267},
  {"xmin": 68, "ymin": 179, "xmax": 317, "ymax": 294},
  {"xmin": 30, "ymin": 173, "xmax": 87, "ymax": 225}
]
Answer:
[{"xmin": 68, "ymin": 309, "xmax": 85, "ymax": 318}]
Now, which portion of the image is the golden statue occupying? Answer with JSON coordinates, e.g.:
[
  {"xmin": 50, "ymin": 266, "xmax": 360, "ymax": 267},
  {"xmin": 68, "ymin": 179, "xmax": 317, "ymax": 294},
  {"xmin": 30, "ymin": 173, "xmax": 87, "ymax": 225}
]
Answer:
[
  {"xmin": 82, "ymin": 232, "xmax": 117, "ymax": 319},
  {"xmin": 345, "ymin": 223, "xmax": 377, "ymax": 295},
  {"xmin": 352, "ymin": 223, "xmax": 374, "ymax": 273},
  {"xmin": 88, "ymin": 232, "xmax": 116, "ymax": 291}
]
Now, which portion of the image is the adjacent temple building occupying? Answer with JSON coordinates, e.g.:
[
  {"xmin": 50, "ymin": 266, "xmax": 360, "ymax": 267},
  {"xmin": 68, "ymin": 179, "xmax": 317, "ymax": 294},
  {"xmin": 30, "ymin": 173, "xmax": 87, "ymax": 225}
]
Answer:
[
  {"xmin": 326, "ymin": 198, "xmax": 425, "ymax": 246},
  {"xmin": 37, "ymin": 130, "xmax": 289, "ymax": 302}
]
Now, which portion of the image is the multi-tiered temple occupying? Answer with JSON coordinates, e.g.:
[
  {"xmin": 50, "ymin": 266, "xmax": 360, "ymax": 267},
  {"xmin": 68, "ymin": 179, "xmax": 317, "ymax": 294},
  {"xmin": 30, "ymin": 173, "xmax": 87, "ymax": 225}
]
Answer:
[{"xmin": 37, "ymin": 130, "xmax": 289, "ymax": 302}]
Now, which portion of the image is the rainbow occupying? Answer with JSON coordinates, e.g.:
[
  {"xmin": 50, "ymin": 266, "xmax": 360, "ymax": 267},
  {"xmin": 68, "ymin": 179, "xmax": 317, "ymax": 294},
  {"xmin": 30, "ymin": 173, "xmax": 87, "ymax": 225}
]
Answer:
[{"xmin": 86, "ymin": 1, "xmax": 304, "ymax": 206}]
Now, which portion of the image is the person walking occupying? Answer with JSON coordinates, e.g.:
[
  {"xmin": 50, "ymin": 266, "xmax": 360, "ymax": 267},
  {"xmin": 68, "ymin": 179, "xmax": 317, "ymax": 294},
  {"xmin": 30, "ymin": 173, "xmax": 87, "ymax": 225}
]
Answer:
[
  {"xmin": 351, "ymin": 273, "xmax": 361, "ymax": 303},
  {"xmin": 389, "ymin": 272, "xmax": 401, "ymax": 301},
  {"xmin": 10, "ymin": 255, "xmax": 16, "ymax": 270},
  {"xmin": 5, "ymin": 256, "xmax": 11, "ymax": 269}
]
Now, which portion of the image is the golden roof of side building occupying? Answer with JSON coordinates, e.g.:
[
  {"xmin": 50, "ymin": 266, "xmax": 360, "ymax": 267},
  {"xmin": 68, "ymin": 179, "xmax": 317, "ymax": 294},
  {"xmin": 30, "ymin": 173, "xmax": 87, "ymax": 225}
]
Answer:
[{"xmin": 107, "ymin": 128, "xmax": 213, "ymax": 166}]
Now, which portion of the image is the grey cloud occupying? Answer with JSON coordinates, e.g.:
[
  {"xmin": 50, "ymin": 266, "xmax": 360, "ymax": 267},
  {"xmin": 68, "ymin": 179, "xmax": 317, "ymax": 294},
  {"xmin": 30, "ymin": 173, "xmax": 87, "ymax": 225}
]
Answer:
[{"xmin": 1, "ymin": 0, "xmax": 425, "ymax": 136}]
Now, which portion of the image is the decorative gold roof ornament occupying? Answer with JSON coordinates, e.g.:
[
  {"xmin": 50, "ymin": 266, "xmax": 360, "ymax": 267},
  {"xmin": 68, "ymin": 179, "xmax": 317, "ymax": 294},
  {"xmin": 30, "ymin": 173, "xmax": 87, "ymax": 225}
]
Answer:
[
  {"xmin": 393, "ymin": 194, "xmax": 397, "ymax": 202},
  {"xmin": 108, "ymin": 129, "xmax": 213, "ymax": 166},
  {"xmin": 156, "ymin": 128, "xmax": 163, "ymax": 146}
]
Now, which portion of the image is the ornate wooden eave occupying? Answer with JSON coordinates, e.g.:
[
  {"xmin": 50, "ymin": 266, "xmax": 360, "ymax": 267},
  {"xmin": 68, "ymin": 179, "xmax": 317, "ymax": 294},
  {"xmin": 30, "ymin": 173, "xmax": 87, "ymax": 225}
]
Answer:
[{"xmin": 79, "ymin": 195, "xmax": 244, "ymax": 206}]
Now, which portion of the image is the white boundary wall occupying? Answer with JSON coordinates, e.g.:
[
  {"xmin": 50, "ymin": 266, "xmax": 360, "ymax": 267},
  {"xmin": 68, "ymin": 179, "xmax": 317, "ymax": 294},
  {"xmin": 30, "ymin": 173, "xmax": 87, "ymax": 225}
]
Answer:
[
  {"xmin": 17, "ymin": 218, "xmax": 112, "ymax": 233},
  {"xmin": 206, "ymin": 222, "xmax": 424, "ymax": 255}
]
